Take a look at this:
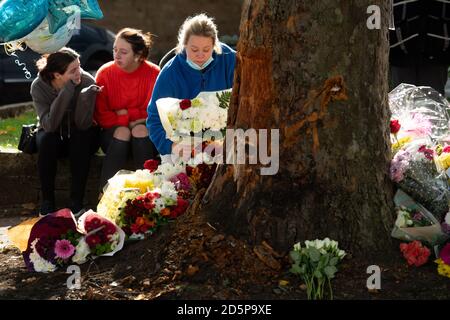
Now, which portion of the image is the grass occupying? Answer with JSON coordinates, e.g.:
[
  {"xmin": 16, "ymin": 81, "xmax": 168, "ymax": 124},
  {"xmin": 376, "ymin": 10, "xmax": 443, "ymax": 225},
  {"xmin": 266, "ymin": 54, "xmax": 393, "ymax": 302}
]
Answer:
[{"xmin": 0, "ymin": 109, "xmax": 37, "ymax": 150}]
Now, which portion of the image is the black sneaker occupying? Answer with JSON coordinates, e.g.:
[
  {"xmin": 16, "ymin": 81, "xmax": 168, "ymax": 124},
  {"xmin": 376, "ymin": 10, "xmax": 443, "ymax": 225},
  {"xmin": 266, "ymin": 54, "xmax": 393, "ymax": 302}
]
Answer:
[
  {"xmin": 70, "ymin": 200, "xmax": 83, "ymax": 214},
  {"xmin": 39, "ymin": 201, "xmax": 55, "ymax": 217},
  {"xmin": 73, "ymin": 208, "xmax": 87, "ymax": 219}
]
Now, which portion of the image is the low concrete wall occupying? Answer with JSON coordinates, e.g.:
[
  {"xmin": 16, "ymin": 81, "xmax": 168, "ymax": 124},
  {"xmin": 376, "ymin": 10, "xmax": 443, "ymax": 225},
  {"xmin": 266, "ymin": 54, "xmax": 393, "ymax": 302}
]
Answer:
[
  {"xmin": 0, "ymin": 151, "xmax": 106, "ymax": 217},
  {"xmin": 0, "ymin": 102, "xmax": 34, "ymax": 119}
]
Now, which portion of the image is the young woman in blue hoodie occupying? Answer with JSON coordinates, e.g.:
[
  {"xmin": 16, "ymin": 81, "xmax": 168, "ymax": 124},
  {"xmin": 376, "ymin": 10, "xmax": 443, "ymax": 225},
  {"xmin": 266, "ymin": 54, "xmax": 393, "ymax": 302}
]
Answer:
[{"xmin": 146, "ymin": 13, "xmax": 236, "ymax": 157}]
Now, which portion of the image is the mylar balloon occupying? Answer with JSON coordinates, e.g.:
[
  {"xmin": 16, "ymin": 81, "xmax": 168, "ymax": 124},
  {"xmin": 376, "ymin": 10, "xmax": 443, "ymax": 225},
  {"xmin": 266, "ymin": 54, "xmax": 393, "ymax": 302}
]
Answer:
[
  {"xmin": 24, "ymin": 15, "xmax": 76, "ymax": 54},
  {"xmin": 47, "ymin": 0, "xmax": 103, "ymax": 34},
  {"xmin": 78, "ymin": 0, "xmax": 103, "ymax": 19},
  {"xmin": 0, "ymin": 0, "xmax": 49, "ymax": 42}
]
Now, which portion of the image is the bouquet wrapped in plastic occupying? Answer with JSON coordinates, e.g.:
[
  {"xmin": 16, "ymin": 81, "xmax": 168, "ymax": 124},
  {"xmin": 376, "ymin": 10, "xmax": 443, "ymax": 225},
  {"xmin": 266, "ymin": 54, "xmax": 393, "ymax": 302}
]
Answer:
[
  {"xmin": 11, "ymin": 208, "xmax": 127, "ymax": 272},
  {"xmin": 117, "ymin": 184, "xmax": 190, "ymax": 238},
  {"xmin": 389, "ymin": 84, "xmax": 450, "ymax": 144},
  {"xmin": 97, "ymin": 169, "xmax": 161, "ymax": 223},
  {"xmin": 390, "ymin": 139, "xmax": 449, "ymax": 220},
  {"xmin": 22, "ymin": 209, "xmax": 84, "ymax": 272},
  {"xmin": 156, "ymin": 89, "xmax": 231, "ymax": 144},
  {"xmin": 391, "ymin": 189, "xmax": 448, "ymax": 246},
  {"xmin": 97, "ymin": 162, "xmax": 190, "ymax": 238},
  {"xmin": 77, "ymin": 210, "xmax": 125, "ymax": 257},
  {"xmin": 156, "ymin": 89, "xmax": 231, "ymax": 159}
]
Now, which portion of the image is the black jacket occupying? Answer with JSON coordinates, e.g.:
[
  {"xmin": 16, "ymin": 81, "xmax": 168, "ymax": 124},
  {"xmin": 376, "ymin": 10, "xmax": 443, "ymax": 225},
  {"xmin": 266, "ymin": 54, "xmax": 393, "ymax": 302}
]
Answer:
[{"xmin": 390, "ymin": 0, "xmax": 450, "ymax": 66}]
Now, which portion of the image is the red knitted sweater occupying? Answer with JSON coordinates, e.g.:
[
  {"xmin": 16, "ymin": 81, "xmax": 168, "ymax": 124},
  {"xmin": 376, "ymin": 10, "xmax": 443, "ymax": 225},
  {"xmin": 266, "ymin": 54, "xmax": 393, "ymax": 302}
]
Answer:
[{"xmin": 94, "ymin": 60, "xmax": 159, "ymax": 128}]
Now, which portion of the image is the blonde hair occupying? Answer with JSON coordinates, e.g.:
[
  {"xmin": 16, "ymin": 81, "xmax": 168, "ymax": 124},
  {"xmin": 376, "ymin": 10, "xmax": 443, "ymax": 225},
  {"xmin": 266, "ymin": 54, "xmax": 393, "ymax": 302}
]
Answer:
[{"xmin": 176, "ymin": 13, "xmax": 222, "ymax": 54}]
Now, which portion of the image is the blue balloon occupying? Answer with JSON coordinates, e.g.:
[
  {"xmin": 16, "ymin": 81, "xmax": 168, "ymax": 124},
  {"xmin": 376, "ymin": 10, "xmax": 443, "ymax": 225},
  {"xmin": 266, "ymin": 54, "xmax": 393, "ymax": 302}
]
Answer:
[
  {"xmin": 0, "ymin": 0, "xmax": 49, "ymax": 42},
  {"xmin": 47, "ymin": 0, "xmax": 103, "ymax": 34}
]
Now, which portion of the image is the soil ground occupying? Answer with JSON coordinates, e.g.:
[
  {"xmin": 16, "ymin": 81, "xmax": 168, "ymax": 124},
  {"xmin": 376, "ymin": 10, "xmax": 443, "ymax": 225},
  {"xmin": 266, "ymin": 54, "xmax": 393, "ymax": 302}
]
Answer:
[{"xmin": 0, "ymin": 195, "xmax": 449, "ymax": 302}]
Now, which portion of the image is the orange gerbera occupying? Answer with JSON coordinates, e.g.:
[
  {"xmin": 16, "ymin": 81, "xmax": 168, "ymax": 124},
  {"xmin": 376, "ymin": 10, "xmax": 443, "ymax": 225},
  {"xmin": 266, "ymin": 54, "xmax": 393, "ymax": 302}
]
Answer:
[{"xmin": 160, "ymin": 208, "xmax": 171, "ymax": 217}]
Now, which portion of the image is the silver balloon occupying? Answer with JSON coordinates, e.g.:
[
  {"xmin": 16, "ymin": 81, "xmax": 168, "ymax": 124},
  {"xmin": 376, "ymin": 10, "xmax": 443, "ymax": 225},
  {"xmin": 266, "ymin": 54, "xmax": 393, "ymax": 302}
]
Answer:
[
  {"xmin": 24, "ymin": 14, "xmax": 77, "ymax": 54},
  {"xmin": 389, "ymin": 83, "xmax": 450, "ymax": 143}
]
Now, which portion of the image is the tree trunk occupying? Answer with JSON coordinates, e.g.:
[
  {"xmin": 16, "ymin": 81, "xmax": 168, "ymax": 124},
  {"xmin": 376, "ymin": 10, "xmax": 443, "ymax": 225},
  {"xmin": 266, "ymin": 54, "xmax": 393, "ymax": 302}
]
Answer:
[{"xmin": 202, "ymin": 0, "xmax": 395, "ymax": 258}]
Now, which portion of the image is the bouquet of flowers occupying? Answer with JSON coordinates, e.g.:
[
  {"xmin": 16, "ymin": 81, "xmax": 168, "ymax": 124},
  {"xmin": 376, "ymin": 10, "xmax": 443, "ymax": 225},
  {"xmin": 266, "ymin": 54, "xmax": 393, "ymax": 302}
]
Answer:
[
  {"xmin": 389, "ymin": 84, "xmax": 450, "ymax": 143},
  {"xmin": 400, "ymin": 240, "xmax": 431, "ymax": 267},
  {"xmin": 389, "ymin": 84, "xmax": 450, "ymax": 220},
  {"xmin": 390, "ymin": 139, "xmax": 449, "ymax": 220},
  {"xmin": 289, "ymin": 238, "xmax": 346, "ymax": 300},
  {"xmin": 97, "ymin": 169, "xmax": 164, "ymax": 224},
  {"xmin": 391, "ymin": 189, "xmax": 447, "ymax": 245},
  {"xmin": 442, "ymin": 212, "xmax": 450, "ymax": 234},
  {"xmin": 117, "ymin": 182, "xmax": 189, "ymax": 238},
  {"xmin": 156, "ymin": 89, "xmax": 231, "ymax": 143},
  {"xmin": 395, "ymin": 206, "xmax": 433, "ymax": 228},
  {"xmin": 435, "ymin": 243, "xmax": 450, "ymax": 278},
  {"xmin": 77, "ymin": 210, "xmax": 125, "ymax": 257},
  {"xmin": 186, "ymin": 163, "xmax": 217, "ymax": 191},
  {"xmin": 97, "ymin": 161, "xmax": 191, "ymax": 239},
  {"xmin": 23, "ymin": 209, "xmax": 85, "ymax": 272},
  {"xmin": 434, "ymin": 145, "xmax": 450, "ymax": 183}
]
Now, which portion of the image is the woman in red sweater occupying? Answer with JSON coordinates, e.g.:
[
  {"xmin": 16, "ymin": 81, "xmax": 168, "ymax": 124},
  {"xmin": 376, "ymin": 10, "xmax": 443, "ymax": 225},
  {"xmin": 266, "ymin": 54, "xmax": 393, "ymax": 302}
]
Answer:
[{"xmin": 95, "ymin": 28, "xmax": 160, "ymax": 190}]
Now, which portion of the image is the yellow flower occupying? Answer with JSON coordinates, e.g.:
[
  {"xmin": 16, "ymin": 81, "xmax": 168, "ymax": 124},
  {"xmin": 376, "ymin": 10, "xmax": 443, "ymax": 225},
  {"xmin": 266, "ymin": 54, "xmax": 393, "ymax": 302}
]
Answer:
[
  {"xmin": 124, "ymin": 179, "xmax": 154, "ymax": 194},
  {"xmin": 435, "ymin": 144, "xmax": 443, "ymax": 156},
  {"xmin": 191, "ymin": 98, "xmax": 202, "ymax": 108},
  {"xmin": 392, "ymin": 136, "xmax": 412, "ymax": 154},
  {"xmin": 435, "ymin": 259, "xmax": 450, "ymax": 278},
  {"xmin": 436, "ymin": 153, "xmax": 450, "ymax": 171}
]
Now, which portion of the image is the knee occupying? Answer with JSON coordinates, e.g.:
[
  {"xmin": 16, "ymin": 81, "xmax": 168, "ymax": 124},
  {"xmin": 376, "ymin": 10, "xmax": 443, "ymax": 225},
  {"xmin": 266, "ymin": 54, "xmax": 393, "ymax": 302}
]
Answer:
[
  {"xmin": 131, "ymin": 124, "xmax": 148, "ymax": 138},
  {"xmin": 113, "ymin": 126, "xmax": 131, "ymax": 141}
]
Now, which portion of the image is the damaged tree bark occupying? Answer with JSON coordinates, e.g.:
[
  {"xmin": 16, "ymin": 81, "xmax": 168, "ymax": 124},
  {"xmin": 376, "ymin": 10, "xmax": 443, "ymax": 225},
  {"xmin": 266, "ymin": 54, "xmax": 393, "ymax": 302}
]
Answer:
[{"xmin": 202, "ymin": 0, "xmax": 394, "ymax": 259}]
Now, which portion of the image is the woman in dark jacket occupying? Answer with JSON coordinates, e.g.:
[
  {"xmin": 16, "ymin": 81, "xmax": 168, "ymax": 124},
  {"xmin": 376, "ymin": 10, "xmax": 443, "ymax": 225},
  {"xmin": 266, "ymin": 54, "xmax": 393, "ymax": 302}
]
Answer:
[{"xmin": 30, "ymin": 47, "xmax": 101, "ymax": 215}]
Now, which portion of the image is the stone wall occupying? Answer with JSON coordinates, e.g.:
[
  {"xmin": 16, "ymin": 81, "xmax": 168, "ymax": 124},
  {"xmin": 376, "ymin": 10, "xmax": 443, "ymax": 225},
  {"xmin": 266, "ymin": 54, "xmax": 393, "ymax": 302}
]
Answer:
[
  {"xmin": 91, "ymin": 0, "xmax": 243, "ymax": 62},
  {"xmin": 0, "ymin": 152, "xmax": 105, "ymax": 217},
  {"xmin": 0, "ymin": 103, "xmax": 34, "ymax": 119}
]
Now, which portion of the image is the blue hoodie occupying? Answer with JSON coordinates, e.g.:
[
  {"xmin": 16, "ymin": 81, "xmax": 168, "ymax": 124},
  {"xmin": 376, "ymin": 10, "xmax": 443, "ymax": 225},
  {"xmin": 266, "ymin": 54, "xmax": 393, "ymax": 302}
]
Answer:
[{"xmin": 146, "ymin": 43, "xmax": 236, "ymax": 155}]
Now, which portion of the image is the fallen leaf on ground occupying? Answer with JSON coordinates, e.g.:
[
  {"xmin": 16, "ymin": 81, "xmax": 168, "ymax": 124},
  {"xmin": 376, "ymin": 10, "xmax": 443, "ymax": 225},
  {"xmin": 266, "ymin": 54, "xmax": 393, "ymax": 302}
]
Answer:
[
  {"xmin": 368, "ymin": 288, "xmax": 380, "ymax": 293},
  {"xmin": 172, "ymin": 270, "xmax": 182, "ymax": 281},
  {"xmin": 279, "ymin": 280, "xmax": 289, "ymax": 286},
  {"xmin": 210, "ymin": 234, "xmax": 225, "ymax": 243},
  {"xmin": 21, "ymin": 277, "xmax": 37, "ymax": 283},
  {"xmin": 186, "ymin": 265, "xmax": 199, "ymax": 276},
  {"xmin": 253, "ymin": 245, "xmax": 281, "ymax": 270}
]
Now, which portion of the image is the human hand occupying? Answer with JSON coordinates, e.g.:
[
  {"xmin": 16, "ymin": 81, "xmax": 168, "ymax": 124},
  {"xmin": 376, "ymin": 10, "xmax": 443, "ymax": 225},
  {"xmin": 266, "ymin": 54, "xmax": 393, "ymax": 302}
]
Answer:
[
  {"xmin": 171, "ymin": 142, "xmax": 192, "ymax": 162},
  {"xmin": 81, "ymin": 85, "xmax": 103, "ymax": 94},
  {"xmin": 115, "ymin": 109, "xmax": 128, "ymax": 116},
  {"xmin": 70, "ymin": 76, "xmax": 82, "ymax": 86}
]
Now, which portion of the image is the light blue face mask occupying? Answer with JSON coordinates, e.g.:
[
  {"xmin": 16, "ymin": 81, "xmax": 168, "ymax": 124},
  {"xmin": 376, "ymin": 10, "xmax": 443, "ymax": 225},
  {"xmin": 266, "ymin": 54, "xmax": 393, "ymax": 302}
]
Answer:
[{"xmin": 186, "ymin": 56, "xmax": 214, "ymax": 70}]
